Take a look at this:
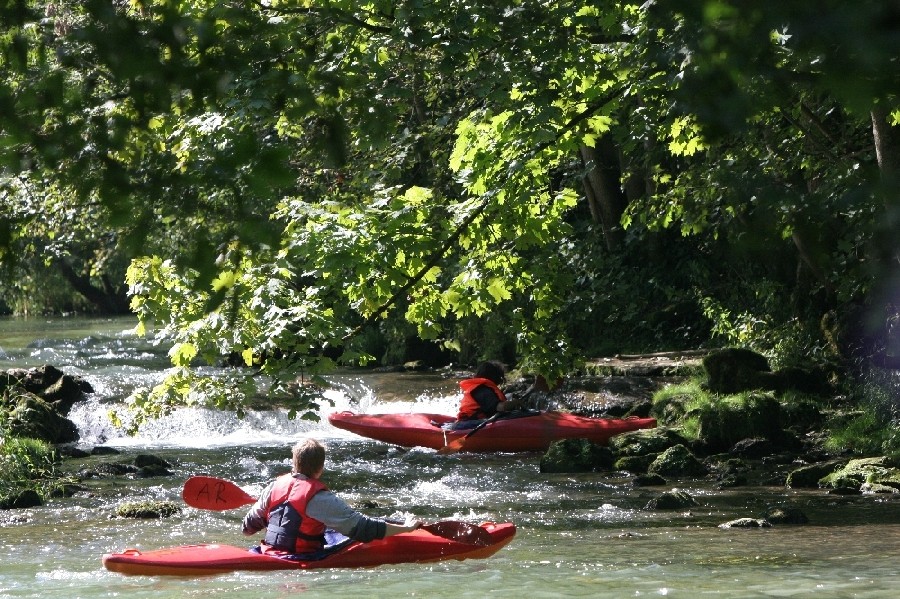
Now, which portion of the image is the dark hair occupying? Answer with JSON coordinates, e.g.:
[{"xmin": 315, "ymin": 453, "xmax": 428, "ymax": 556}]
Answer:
[
  {"xmin": 292, "ymin": 438, "xmax": 326, "ymax": 476},
  {"xmin": 475, "ymin": 360, "xmax": 506, "ymax": 384}
]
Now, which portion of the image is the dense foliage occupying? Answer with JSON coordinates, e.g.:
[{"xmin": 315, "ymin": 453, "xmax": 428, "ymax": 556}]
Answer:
[{"xmin": 1, "ymin": 2, "xmax": 898, "ymax": 424}]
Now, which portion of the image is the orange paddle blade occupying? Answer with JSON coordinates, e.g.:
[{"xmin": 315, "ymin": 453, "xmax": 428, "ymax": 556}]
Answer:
[{"xmin": 182, "ymin": 476, "xmax": 256, "ymax": 511}]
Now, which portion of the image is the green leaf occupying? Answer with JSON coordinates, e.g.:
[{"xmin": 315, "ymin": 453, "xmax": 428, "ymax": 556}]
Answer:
[{"xmin": 169, "ymin": 342, "xmax": 198, "ymax": 367}]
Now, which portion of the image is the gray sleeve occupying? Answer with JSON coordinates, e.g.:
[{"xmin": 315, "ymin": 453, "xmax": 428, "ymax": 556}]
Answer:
[
  {"xmin": 306, "ymin": 491, "xmax": 387, "ymax": 542},
  {"xmin": 241, "ymin": 481, "xmax": 275, "ymax": 536}
]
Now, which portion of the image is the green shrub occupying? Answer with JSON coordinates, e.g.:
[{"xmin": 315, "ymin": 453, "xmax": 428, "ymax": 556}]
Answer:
[
  {"xmin": 0, "ymin": 437, "xmax": 58, "ymax": 484},
  {"xmin": 0, "ymin": 436, "xmax": 59, "ymax": 506},
  {"xmin": 827, "ymin": 367, "xmax": 900, "ymax": 459}
]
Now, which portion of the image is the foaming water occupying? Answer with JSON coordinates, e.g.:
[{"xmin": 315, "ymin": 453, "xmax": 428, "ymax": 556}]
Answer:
[{"xmin": 68, "ymin": 372, "xmax": 461, "ymax": 449}]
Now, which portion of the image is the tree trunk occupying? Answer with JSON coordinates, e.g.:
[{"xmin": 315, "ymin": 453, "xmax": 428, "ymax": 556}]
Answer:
[
  {"xmin": 852, "ymin": 107, "xmax": 900, "ymax": 366},
  {"xmin": 579, "ymin": 137, "xmax": 628, "ymax": 251},
  {"xmin": 872, "ymin": 105, "xmax": 900, "ymax": 192},
  {"xmin": 870, "ymin": 108, "xmax": 900, "ymax": 285},
  {"xmin": 56, "ymin": 260, "xmax": 130, "ymax": 314}
]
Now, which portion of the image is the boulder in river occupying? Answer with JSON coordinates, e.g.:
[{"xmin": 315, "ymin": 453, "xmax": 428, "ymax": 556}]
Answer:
[
  {"xmin": 819, "ymin": 456, "xmax": 900, "ymax": 491},
  {"xmin": 1, "ymin": 391, "xmax": 79, "ymax": 444},
  {"xmin": 644, "ymin": 488, "xmax": 698, "ymax": 510},
  {"xmin": 540, "ymin": 438, "xmax": 614, "ymax": 473},
  {"xmin": 1, "ymin": 365, "xmax": 93, "ymax": 444},
  {"xmin": 648, "ymin": 444, "xmax": 708, "ymax": 477}
]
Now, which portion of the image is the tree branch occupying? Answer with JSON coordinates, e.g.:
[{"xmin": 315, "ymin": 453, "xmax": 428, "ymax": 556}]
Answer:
[{"xmin": 342, "ymin": 195, "xmax": 492, "ymax": 342}]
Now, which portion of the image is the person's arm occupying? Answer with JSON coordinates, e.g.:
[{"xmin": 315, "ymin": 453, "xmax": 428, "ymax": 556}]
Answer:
[
  {"xmin": 496, "ymin": 383, "xmax": 537, "ymax": 412},
  {"xmin": 496, "ymin": 395, "xmax": 524, "ymax": 411},
  {"xmin": 307, "ymin": 491, "xmax": 421, "ymax": 542},
  {"xmin": 471, "ymin": 385, "xmax": 504, "ymax": 414},
  {"xmin": 241, "ymin": 481, "xmax": 275, "ymax": 536},
  {"xmin": 382, "ymin": 519, "xmax": 424, "ymax": 538}
]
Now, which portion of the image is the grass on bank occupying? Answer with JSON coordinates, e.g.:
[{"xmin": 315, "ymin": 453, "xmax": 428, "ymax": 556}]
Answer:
[
  {"xmin": 651, "ymin": 375, "xmax": 900, "ymax": 460},
  {"xmin": 826, "ymin": 370, "xmax": 900, "ymax": 459},
  {"xmin": 0, "ymin": 436, "xmax": 59, "ymax": 504}
]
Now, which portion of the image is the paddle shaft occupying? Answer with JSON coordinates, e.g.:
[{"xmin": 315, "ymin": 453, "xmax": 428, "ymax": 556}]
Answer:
[
  {"xmin": 181, "ymin": 476, "xmax": 492, "ymax": 546},
  {"xmin": 438, "ymin": 386, "xmax": 537, "ymax": 454}
]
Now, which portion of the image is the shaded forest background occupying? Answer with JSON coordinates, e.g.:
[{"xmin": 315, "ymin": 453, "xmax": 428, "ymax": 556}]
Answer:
[{"xmin": 1, "ymin": 2, "xmax": 899, "ymax": 431}]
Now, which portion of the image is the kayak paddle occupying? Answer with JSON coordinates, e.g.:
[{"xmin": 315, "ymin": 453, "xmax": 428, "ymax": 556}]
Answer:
[
  {"xmin": 436, "ymin": 412, "xmax": 503, "ymax": 455},
  {"xmin": 438, "ymin": 386, "xmax": 540, "ymax": 454},
  {"xmin": 181, "ymin": 475, "xmax": 493, "ymax": 546}
]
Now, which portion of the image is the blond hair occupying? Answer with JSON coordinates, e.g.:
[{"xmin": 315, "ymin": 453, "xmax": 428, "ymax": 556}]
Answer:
[{"xmin": 292, "ymin": 438, "xmax": 326, "ymax": 476}]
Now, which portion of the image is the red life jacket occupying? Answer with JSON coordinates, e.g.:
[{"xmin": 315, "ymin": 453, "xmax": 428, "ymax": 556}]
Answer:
[
  {"xmin": 457, "ymin": 377, "xmax": 507, "ymax": 420},
  {"xmin": 262, "ymin": 473, "xmax": 328, "ymax": 554}
]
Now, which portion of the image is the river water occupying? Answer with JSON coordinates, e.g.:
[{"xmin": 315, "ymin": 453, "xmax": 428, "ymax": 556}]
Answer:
[{"xmin": 1, "ymin": 317, "xmax": 899, "ymax": 598}]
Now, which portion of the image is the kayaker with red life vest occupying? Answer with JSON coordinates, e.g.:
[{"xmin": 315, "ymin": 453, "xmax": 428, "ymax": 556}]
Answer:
[
  {"xmin": 454, "ymin": 361, "xmax": 526, "ymax": 427},
  {"xmin": 241, "ymin": 438, "xmax": 422, "ymax": 557}
]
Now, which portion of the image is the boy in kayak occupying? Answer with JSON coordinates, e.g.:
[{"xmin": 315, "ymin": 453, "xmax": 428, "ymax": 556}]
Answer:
[
  {"xmin": 241, "ymin": 438, "xmax": 422, "ymax": 557},
  {"xmin": 452, "ymin": 360, "xmax": 528, "ymax": 429}
]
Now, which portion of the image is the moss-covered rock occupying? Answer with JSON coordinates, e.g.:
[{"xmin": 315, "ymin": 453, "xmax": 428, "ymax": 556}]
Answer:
[
  {"xmin": 819, "ymin": 457, "xmax": 900, "ymax": 490},
  {"xmin": 695, "ymin": 392, "xmax": 784, "ymax": 452},
  {"xmin": 648, "ymin": 444, "xmax": 708, "ymax": 477},
  {"xmin": 872, "ymin": 469, "xmax": 900, "ymax": 490},
  {"xmin": 2, "ymin": 391, "xmax": 79, "ymax": 444},
  {"xmin": 610, "ymin": 427, "xmax": 688, "ymax": 457},
  {"xmin": 785, "ymin": 460, "xmax": 844, "ymax": 488},
  {"xmin": 116, "ymin": 500, "xmax": 181, "ymax": 519},
  {"xmin": 614, "ymin": 453, "xmax": 658, "ymax": 474},
  {"xmin": 730, "ymin": 438, "xmax": 774, "ymax": 459},
  {"xmin": 644, "ymin": 489, "xmax": 698, "ymax": 510},
  {"xmin": 2, "ymin": 365, "xmax": 92, "ymax": 414},
  {"xmin": 540, "ymin": 438, "xmax": 614, "ymax": 473}
]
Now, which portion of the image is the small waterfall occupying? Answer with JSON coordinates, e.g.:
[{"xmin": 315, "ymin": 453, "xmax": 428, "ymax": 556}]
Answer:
[{"xmin": 68, "ymin": 372, "xmax": 462, "ymax": 449}]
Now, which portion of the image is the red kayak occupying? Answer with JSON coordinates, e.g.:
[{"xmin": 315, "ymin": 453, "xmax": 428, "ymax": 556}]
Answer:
[
  {"xmin": 103, "ymin": 522, "xmax": 515, "ymax": 576},
  {"xmin": 328, "ymin": 410, "xmax": 656, "ymax": 452}
]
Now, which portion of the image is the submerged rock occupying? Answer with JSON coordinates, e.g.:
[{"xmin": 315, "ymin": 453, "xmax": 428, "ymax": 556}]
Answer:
[
  {"xmin": 540, "ymin": 438, "xmax": 614, "ymax": 473},
  {"xmin": 719, "ymin": 518, "xmax": 771, "ymax": 529},
  {"xmin": 644, "ymin": 488, "xmax": 698, "ymax": 510},
  {"xmin": 0, "ymin": 488, "xmax": 43, "ymax": 510},
  {"xmin": 765, "ymin": 506, "xmax": 809, "ymax": 524},
  {"xmin": 632, "ymin": 473, "xmax": 668, "ymax": 486},
  {"xmin": 116, "ymin": 500, "xmax": 181, "ymax": 519}
]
